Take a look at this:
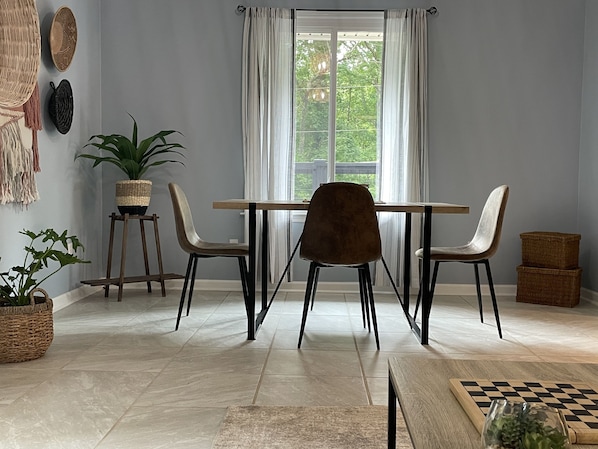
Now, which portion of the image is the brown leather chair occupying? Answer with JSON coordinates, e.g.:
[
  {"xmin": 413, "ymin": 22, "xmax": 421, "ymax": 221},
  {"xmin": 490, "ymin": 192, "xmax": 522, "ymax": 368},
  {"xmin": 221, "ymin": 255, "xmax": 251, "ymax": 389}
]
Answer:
[
  {"xmin": 415, "ymin": 185, "xmax": 509, "ymax": 338},
  {"xmin": 298, "ymin": 182, "xmax": 382, "ymax": 349},
  {"xmin": 168, "ymin": 183, "xmax": 250, "ymax": 330}
]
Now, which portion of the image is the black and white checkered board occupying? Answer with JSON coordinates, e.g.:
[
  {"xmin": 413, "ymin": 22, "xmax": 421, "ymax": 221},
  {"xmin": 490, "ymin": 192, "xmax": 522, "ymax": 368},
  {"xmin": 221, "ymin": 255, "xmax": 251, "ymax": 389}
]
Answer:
[{"xmin": 449, "ymin": 378, "xmax": 598, "ymax": 444}]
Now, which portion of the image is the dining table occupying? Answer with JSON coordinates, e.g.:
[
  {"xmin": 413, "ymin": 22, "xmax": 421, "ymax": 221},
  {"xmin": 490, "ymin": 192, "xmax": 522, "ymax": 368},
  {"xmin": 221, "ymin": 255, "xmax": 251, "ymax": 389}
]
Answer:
[{"xmin": 212, "ymin": 199, "xmax": 469, "ymax": 344}]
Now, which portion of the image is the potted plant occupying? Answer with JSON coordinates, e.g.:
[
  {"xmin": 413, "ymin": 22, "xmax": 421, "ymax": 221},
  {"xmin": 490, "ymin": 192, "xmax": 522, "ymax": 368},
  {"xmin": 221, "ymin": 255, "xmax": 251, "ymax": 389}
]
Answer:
[
  {"xmin": 75, "ymin": 114, "xmax": 185, "ymax": 215},
  {"xmin": 0, "ymin": 229, "xmax": 89, "ymax": 363}
]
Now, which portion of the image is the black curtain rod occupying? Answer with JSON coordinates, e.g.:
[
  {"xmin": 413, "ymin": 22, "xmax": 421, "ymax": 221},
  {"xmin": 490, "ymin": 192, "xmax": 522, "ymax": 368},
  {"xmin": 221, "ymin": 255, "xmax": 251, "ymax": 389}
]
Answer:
[{"xmin": 236, "ymin": 5, "xmax": 438, "ymax": 16}]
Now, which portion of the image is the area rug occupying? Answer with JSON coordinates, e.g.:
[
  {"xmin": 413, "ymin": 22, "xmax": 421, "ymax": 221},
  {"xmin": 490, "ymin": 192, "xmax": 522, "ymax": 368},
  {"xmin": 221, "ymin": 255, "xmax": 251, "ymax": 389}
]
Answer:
[{"xmin": 212, "ymin": 405, "xmax": 413, "ymax": 449}]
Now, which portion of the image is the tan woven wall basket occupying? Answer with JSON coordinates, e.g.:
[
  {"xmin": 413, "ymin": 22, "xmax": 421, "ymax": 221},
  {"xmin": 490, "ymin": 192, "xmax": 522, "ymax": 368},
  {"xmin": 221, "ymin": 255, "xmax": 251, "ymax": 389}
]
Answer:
[
  {"xmin": 0, "ymin": 288, "xmax": 54, "ymax": 363},
  {"xmin": 0, "ymin": 0, "xmax": 41, "ymax": 108}
]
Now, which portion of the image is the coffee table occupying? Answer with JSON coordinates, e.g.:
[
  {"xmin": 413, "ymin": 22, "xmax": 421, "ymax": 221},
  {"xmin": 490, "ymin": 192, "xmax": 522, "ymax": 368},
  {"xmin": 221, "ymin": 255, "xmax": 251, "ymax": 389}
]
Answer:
[{"xmin": 388, "ymin": 357, "xmax": 598, "ymax": 449}]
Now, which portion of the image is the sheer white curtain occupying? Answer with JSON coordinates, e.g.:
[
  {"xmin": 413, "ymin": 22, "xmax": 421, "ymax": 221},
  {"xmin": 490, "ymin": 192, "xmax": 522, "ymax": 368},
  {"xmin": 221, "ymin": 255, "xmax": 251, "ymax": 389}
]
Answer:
[
  {"xmin": 241, "ymin": 8, "xmax": 294, "ymax": 282},
  {"xmin": 375, "ymin": 9, "xmax": 429, "ymax": 287}
]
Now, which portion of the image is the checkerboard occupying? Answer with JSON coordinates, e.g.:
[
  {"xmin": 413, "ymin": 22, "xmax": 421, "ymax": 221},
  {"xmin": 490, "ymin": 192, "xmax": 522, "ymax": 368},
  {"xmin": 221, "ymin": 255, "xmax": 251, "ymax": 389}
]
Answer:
[{"xmin": 449, "ymin": 378, "xmax": 598, "ymax": 444}]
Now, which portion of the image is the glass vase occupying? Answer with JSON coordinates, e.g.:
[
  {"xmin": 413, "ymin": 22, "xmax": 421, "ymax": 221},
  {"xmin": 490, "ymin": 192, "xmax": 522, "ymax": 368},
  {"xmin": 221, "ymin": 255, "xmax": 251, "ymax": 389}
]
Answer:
[{"xmin": 481, "ymin": 399, "xmax": 571, "ymax": 449}]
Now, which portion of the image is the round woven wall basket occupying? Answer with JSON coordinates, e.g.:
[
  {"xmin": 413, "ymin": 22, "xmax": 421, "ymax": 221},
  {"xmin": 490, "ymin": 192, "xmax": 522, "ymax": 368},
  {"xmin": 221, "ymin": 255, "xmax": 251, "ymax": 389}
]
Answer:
[
  {"xmin": 0, "ymin": 0, "xmax": 41, "ymax": 108},
  {"xmin": 0, "ymin": 288, "xmax": 54, "ymax": 363},
  {"xmin": 49, "ymin": 6, "xmax": 77, "ymax": 72},
  {"xmin": 48, "ymin": 80, "xmax": 74, "ymax": 134},
  {"xmin": 116, "ymin": 180, "xmax": 152, "ymax": 215}
]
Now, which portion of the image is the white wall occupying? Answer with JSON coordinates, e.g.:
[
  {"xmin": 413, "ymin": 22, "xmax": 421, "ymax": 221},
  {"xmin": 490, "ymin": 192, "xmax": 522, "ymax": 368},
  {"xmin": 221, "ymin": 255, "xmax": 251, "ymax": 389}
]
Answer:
[{"xmin": 0, "ymin": 0, "xmax": 102, "ymax": 299}]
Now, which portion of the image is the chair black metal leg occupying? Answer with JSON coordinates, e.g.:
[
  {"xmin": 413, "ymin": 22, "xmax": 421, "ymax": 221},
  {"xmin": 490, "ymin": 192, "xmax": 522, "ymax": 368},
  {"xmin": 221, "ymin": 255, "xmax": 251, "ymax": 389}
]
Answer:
[
  {"xmin": 176, "ymin": 254, "xmax": 194, "ymax": 330},
  {"xmin": 473, "ymin": 263, "xmax": 484, "ymax": 322},
  {"xmin": 310, "ymin": 267, "xmax": 320, "ymax": 311},
  {"xmin": 186, "ymin": 256, "xmax": 199, "ymax": 316},
  {"xmin": 359, "ymin": 268, "xmax": 371, "ymax": 331},
  {"xmin": 363, "ymin": 265, "xmax": 380, "ymax": 350},
  {"xmin": 358, "ymin": 269, "xmax": 368, "ymax": 329},
  {"xmin": 299, "ymin": 263, "xmax": 318, "ymax": 348},
  {"xmin": 483, "ymin": 260, "xmax": 503, "ymax": 339}
]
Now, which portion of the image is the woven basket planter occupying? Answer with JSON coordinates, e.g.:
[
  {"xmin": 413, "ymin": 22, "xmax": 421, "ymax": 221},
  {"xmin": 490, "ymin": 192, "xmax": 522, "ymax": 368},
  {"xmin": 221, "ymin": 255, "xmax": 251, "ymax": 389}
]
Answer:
[
  {"xmin": 115, "ymin": 180, "xmax": 152, "ymax": 215},
  {"xmin": 0, "ymin": 288, "xmax": 53, "ymax": 363}
]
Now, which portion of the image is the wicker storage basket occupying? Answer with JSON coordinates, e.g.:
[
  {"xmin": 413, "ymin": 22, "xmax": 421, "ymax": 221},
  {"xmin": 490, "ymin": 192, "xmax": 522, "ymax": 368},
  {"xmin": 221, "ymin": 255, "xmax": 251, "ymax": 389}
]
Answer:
[
  {"xmin": 516, "ymin": 265, "xmax": 581, "ymax": 307},
  {"xmin": 0, "ymin": 288, "xmax": 53, "ymax": 363},
  {"xmin": 520, "ymin": 231, "xmax": 580, "ymax": 269}
]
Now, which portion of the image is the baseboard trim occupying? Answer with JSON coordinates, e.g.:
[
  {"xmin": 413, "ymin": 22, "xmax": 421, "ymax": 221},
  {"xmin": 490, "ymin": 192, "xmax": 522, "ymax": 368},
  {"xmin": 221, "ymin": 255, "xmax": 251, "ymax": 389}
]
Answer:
[
  {"xmin": 64, "ymin": 280, "xmax": 598, "ymax": 306},
  {"xmin": 52, "ymin": 285, "xmax": 104, "ymax": 312}
]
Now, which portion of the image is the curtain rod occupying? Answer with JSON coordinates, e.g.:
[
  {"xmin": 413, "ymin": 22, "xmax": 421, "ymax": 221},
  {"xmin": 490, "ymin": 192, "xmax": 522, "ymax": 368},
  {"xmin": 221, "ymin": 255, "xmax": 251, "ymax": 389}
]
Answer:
[{"xmin": 236, "ymin": 5, "xmax": 438, "ymax": 16}]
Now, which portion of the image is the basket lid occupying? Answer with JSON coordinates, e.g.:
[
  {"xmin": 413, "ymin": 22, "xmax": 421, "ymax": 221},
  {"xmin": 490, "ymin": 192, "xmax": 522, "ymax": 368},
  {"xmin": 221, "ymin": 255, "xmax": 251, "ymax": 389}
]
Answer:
[
  {"xmin": 48, "ymin": 80, "xmax": 74, "ymax": 134},
  {"xmin": 49, "ymin": 6, "xmax": 77, "ymax": 72},
  {"xmin": 0, "ymin": 0, "xmax": 41, "ymax": 108}
]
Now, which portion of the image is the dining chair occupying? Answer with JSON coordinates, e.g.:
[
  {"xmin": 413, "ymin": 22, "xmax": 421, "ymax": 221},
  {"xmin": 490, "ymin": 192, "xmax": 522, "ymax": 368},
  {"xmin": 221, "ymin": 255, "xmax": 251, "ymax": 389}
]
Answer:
[
  {"xmin": 298, "ymin": 182, "xmax": 382, "ymax": 349},
  {"xmin": 415, "ymin": 185, "xmax": 509, "ymax": 338},
  {"xmin": 168, "ymin": 183, "xmax": 250, "ymax": 330}
]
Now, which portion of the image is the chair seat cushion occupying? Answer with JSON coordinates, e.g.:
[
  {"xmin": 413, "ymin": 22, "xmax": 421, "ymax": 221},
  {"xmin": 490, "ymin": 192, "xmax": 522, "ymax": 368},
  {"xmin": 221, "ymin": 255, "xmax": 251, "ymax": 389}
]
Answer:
[
  {"xmin": 415, "ymin": 244, "xmax": 490, "ymax": 262},
  {"xmin": 185, "ymin": 238, "xmax": 249, "ymax": 257}
]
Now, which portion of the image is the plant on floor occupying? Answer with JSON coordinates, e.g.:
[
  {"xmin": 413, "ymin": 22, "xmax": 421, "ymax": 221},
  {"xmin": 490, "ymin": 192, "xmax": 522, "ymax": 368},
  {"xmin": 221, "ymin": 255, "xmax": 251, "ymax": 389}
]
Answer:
[{"xmin": 0, "ymin": 229, "xmax": 90, "ymax": 307}]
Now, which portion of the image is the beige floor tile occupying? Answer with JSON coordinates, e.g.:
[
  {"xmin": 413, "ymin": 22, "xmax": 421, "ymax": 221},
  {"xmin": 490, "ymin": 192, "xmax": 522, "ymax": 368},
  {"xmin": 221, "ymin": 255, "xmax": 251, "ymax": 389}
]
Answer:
[
  {"xmin": 256, "ymin": 374, "xmax": 369, "ymax": 406},
  {"xmin": 95, "ymin": 406, "xmax": 226, "ymax": 449}
]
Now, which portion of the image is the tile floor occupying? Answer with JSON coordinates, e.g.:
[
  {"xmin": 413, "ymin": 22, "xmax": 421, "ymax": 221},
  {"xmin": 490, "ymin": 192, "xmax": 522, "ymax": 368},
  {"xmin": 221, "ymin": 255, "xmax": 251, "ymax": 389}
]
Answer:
[{"xmin": 1, "ymin": 287, "xmax": 597, "ymax": 448}]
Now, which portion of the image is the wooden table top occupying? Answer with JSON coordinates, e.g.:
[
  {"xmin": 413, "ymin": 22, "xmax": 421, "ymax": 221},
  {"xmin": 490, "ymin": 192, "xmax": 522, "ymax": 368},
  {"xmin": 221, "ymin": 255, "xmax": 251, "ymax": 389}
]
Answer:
[
  {"xmin": 213, "ymin": 199, "xmax": 469, "ymax": 214},
  {"xmin": 388, "ymin": 357, "xmax": 598, "ymax": 449}
]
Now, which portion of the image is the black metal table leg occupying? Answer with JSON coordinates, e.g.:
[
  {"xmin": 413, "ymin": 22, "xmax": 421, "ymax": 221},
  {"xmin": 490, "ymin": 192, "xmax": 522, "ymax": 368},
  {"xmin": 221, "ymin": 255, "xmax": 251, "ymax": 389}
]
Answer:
[
  {"xmin": 388, "ymin": 374, "xmax": 397, "ymax": 449},
  {"xmin": 420, "ymin": 206, "xmax": 433, "ymax": 345},
  {"xmin": 247, "ymin": 203, "xmax": 256, "ymax": 340}
]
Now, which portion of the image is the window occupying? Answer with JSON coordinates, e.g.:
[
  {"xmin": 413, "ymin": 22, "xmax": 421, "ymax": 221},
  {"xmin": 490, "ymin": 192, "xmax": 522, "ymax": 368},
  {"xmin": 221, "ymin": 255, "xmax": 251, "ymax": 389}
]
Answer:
[{"xmin": 294, "ymin": 11, "xmax": 384, "ymax": 200}]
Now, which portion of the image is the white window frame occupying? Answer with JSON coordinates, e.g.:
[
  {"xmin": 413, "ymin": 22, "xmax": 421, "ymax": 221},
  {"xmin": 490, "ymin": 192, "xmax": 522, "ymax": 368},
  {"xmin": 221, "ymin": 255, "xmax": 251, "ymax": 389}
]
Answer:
[{"xmin": 294, "ymin": 11, "xmax": 384, "ymax": 199}]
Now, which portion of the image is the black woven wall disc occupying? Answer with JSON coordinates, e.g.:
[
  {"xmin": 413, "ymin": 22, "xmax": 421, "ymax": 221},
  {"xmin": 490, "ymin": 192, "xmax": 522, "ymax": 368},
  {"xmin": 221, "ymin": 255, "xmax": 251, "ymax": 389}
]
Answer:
[{"xmin": 49, "ymin": 79, "xmax": 73, "ymax": 134}]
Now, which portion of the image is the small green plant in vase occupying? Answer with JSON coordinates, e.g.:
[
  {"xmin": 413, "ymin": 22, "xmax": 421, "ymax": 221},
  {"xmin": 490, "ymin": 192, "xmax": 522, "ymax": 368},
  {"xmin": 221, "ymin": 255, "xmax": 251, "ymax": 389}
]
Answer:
[
  {"xmin": 75, "ymin": 114, "xmax": 186, "ymax": 215},
  {"xmin": 482, "ymin": 400, "xmax": 570, "ymax": 449}
]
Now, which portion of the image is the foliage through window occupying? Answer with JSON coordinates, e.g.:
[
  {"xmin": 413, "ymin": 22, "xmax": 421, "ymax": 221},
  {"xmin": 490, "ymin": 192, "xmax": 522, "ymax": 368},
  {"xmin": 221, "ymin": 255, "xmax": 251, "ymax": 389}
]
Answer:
[{"xmin": 294, "ymin": 12, "xmax": 383, "ymax": 200}]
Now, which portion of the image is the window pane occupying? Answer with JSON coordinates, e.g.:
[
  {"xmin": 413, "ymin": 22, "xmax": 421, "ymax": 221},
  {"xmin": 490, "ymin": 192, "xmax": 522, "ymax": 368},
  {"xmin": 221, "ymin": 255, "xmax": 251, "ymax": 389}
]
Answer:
[
  {"xmin": 335, "ymin": 38, "xmax": 381, "ymax": 197},
  {"xmin": 294, "ymin": 16, "xmax": 383, "ymax": 200},
  {"xmin": 295, "ymin": 37, "xmax": 330, "ymax": 199}
]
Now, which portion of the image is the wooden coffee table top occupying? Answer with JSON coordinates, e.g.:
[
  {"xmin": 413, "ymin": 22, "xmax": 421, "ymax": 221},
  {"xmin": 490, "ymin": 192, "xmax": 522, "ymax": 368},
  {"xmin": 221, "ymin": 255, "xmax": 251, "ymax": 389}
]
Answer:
[{"xmin": 388, "ymin": 357, "xmax": 598, "ymax": 449}]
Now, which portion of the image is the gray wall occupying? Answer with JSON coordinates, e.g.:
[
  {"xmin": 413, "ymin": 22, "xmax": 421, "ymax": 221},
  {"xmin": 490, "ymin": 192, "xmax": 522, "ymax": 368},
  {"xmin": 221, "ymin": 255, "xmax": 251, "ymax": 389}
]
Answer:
[
  {"xmin": 580, "ymin": 2, "xmax": 598, "ymax": 291},
  {"xmin": 0, "ymin": 0, "xmax": 101, "ymax": 299},
  {"xmin": 99, "ymin": 0, "xmax": 588, "ymax": 287}
]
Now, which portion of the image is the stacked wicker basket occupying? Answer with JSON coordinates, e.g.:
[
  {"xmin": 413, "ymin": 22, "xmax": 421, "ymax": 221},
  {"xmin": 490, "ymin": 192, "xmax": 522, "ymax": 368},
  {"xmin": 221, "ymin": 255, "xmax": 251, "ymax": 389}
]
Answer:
[{"xmin": 516, "ymin": 232, "xmax": 582, "ymax": 307}]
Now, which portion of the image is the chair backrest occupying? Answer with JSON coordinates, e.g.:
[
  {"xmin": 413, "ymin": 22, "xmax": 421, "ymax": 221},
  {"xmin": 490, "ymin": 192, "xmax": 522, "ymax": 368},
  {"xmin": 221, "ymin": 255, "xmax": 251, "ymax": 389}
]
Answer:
[
  {"xmin": 168, "ymin": 183, "xmax": 202, "ymax": 254},
  {"xmin": 469, "ymin": 185, "xmax": 509, "ymax": 259},
  {"xmin": 300, "ymin": 182, "xmax": 382, "ymax": 266}
]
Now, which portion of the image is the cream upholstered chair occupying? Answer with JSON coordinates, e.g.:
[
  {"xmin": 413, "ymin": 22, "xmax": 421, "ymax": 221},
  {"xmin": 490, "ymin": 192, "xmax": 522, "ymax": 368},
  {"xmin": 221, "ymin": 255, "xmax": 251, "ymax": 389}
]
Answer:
[
  {"xmin": 415, "ymin": 185, "xmax": 509, "ymax": 338},
  {"xmin": 168, "ymin": 183, "xmax": 250, "ymax": 330},
  {"xmin": 298, "ymin": 182, "xmax": 382, "ymax": 349}
]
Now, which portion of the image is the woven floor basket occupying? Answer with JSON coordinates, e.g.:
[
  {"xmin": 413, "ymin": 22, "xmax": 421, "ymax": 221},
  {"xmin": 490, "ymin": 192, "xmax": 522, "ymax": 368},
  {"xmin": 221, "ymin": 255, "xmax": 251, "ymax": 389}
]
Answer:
[
  {"xmin": 0, "ymin": 288, "xmax": 54, "ymax": 363},
  {"xmin": 0, "ymin": 0, "xmax": 41, "ymax": 108}
]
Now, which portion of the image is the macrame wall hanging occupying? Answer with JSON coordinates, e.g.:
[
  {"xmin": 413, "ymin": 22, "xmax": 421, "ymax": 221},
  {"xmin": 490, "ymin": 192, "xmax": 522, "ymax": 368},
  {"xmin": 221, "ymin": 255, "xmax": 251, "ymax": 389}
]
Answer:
[{"xmin": 0, "ymin": 84, "xmax": 42, "ymax": 206}]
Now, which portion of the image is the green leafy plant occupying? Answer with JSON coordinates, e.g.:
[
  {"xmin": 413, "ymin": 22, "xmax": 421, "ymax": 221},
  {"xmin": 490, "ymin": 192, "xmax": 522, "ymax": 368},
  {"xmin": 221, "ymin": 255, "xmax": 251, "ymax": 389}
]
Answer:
[
  {"xmin": 0, "ymin": 229, "xmax": 90, "ymax": 307},
  {"xmin": 483, "ymin": 405, "xmax": 569, "ymax": 449},
  {"xmin": 75, "ymin": 114, "xmax": 185, "ymax": 180}
]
